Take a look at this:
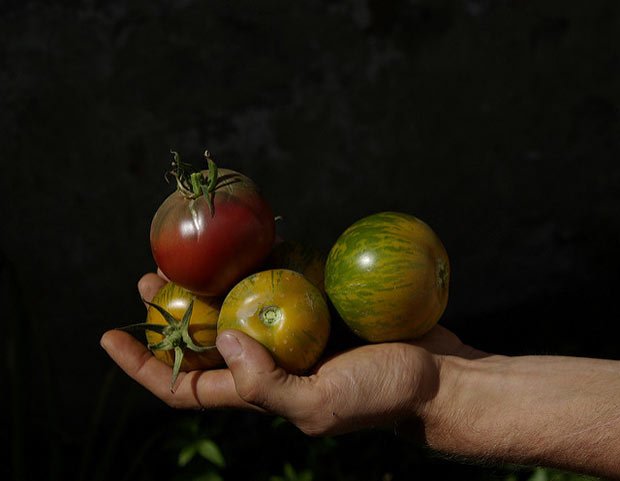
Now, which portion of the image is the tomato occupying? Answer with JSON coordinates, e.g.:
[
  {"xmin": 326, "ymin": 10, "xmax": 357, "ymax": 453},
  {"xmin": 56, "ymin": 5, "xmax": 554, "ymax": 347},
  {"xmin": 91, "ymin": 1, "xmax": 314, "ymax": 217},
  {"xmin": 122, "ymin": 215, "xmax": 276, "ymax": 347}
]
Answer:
[
  {"xmin": 218, "ymin": 269, "xmax": 330, "ymax": 373},
  {"xmin": 122, "ymin": 282, "xmax": 224, "ymax": 390},
  {"xmin": 324, "ymin": 212, "xmax": 450, "ymax": 342},
  {"xmin": 150, "ymin": 151, "xmax": 275, "ymax": 296},
  {"xmin": 263, "ymin": 240, "xmax": 326, "ymax": 294}
]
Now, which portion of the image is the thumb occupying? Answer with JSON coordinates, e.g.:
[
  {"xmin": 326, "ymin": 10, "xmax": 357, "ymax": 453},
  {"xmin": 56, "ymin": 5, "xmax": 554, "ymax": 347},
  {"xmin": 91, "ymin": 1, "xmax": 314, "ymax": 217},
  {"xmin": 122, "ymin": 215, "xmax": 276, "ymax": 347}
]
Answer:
[{"xmin": 216, "ymin": 329, "xmax": 307, "ymax": 414}]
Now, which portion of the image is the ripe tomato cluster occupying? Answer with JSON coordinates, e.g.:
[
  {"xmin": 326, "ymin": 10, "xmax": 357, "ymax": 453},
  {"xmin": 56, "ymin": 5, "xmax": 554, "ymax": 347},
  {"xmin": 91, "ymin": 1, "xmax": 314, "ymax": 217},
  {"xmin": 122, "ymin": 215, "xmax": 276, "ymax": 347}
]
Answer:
[{"xmin": 122, "ymin": 150, "xmax": 450, "ymax": 390}]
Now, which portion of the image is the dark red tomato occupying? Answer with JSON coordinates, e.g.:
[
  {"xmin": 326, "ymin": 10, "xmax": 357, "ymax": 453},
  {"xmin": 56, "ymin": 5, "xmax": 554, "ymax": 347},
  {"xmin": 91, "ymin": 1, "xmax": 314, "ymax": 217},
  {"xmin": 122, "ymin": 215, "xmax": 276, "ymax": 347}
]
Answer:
[{"xmin": 150, "ymin": 152, "xmax": 275, "ymax": 296}]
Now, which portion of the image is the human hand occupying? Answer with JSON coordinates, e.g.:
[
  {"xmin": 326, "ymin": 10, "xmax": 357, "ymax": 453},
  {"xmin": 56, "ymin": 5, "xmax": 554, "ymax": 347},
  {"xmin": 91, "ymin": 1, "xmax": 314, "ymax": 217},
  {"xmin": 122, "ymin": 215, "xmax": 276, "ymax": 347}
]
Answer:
[{"xmin": 100, "ymin": 272, "xmax": 486, "ymax": 436}]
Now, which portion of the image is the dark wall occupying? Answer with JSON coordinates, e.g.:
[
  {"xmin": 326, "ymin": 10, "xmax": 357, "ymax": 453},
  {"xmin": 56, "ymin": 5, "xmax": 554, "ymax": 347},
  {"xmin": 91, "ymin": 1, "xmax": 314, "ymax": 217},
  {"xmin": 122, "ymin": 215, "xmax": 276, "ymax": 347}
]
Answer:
[{"xmin": 1, "ymin": 1, "xmax": 619, "ymax": 479}]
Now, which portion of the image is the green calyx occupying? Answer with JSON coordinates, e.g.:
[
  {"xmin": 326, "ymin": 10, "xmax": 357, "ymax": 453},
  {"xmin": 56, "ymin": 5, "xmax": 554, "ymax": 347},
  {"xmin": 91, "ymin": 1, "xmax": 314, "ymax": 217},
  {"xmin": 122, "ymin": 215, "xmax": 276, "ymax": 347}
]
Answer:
[
  {"xmin": 119, "ymin": 298, "xmax": 217, "ymax": 392},
  {"xmin": 169, "ymin": 150, "xmax": 219, "ymax": 216}
]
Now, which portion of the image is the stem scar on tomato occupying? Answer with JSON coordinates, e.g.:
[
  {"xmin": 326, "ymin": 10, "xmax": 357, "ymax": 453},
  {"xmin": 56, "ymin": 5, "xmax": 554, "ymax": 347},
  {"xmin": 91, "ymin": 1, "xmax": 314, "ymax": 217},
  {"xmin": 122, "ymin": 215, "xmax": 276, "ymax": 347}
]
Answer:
[
  {"xmin": 119, "ymin": 297, "xmax": 217, "ymax": 392},
  {"xmin": 259, "ymin": 305, "xmax": 283, "ymax": 326}
]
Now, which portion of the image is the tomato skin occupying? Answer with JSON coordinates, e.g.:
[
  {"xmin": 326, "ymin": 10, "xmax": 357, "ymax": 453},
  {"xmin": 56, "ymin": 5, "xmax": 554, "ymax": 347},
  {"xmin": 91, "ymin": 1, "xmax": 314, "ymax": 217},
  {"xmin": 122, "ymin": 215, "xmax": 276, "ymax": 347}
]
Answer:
[
  {"xmin": 263, "ymin": 240, "xmax": 326, "ymax": 295},
  {"xmin": 146, "ymin": 282, "xmax": 224, "ymax": 371},
  {"xmin": 218, "ymin": 269, "xmax": 330, "ymax": 373},
  {"xmin": 150, "ymin": 168, "xmax": 275, "ymax": 296},
  {"xmin": 325, "ymin": 212, "xmax": 450, "ymax": 342}
]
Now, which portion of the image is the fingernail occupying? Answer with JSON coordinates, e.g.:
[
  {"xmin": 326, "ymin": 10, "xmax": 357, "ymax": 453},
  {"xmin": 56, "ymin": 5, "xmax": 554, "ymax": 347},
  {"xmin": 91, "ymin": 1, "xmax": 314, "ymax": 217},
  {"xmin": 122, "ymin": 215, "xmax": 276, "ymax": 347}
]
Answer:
[{"xmin": 216, "ymin": 331, "xmax": 242, "ymax": 359}]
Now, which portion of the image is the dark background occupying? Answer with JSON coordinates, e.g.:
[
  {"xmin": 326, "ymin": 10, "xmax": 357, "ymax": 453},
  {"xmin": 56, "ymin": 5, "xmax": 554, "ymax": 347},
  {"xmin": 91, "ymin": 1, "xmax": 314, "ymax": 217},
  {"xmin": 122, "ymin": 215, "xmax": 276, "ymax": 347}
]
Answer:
[{"xmin": 1, "ymin": 1, "xmax": 619, "ymax": 480}]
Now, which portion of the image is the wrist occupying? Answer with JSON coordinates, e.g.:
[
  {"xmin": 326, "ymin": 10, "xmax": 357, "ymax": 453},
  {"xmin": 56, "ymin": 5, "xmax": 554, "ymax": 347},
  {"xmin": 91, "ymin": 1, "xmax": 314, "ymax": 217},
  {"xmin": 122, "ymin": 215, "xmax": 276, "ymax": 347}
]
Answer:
[
  {"xmin": 417, "ymin": 353, "xmax": 509, "ymax": 456},
  {"xmin": 416, "ymin": 352, "xmax": 620, "ymax": 478},
  {"xmin": 417, "ymin": 354, "xmax": 465, "ymax": 448}
]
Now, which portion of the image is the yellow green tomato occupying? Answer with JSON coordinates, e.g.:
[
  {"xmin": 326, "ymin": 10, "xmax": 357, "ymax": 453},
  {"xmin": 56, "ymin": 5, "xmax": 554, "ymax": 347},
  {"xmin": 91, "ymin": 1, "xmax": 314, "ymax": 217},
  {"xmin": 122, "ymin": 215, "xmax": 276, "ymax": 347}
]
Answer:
[
  {"xmin": 218, "ymin": 269, "xmax": 330, "ymax": 373},
  {"xmin": 120, "ymin": 282, "xmax": 224, "ymax": 390}
]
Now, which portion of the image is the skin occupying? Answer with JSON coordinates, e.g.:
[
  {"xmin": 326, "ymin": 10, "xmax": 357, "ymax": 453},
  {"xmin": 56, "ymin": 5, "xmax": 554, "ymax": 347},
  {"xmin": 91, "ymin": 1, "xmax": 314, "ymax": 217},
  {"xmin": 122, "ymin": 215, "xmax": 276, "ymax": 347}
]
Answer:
[{"xmin": 101, "ymin": 273, "xmax": 620, "ymax": 479}]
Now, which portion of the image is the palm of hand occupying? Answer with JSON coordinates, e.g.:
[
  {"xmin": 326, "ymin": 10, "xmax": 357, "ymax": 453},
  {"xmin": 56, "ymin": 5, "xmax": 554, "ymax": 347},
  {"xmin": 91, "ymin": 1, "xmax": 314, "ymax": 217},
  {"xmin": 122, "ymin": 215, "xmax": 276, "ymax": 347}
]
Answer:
[{"xmin": 101, "ymin": 273, "xmax": 481, "ymax": 436}]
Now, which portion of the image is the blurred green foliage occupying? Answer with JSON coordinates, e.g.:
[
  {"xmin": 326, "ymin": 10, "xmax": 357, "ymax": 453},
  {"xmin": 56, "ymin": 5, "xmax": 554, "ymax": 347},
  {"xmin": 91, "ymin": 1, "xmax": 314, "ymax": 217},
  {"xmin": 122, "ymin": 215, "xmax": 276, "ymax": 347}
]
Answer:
[{"xmin": 506, "ymin": 467, "xmax": 599, "ymax": 481}]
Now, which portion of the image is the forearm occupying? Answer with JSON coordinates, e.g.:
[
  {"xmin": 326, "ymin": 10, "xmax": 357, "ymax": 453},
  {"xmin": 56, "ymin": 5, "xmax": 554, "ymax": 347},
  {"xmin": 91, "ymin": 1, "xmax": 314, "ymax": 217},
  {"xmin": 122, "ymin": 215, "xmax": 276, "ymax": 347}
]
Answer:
[{"xmin": 422, "ymin": 353, "xmax": 620, "ymax": 478}]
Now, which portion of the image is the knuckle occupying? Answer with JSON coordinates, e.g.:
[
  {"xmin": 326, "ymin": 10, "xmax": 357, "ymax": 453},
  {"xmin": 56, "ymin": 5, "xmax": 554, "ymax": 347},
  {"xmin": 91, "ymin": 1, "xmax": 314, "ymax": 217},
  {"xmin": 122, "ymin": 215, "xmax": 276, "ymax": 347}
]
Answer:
[
  {"xmin": 163, "ymin": 385, "xmax": 193, "ymax": 409},
  {"xmin": 235, "ymin": 367, "xmax": 288, "ymax": 408},
  {"xmin": 165, "ymin": 395, "xmax": 185, "ymax": 409}
]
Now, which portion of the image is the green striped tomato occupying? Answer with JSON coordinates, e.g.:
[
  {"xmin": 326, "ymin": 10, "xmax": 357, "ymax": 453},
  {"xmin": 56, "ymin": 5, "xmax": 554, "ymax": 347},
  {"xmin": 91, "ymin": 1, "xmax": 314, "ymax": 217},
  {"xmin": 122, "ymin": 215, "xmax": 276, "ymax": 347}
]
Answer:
[{"xmin": 325, "ymin": 212, "xmax": 450, "ymax": 342}]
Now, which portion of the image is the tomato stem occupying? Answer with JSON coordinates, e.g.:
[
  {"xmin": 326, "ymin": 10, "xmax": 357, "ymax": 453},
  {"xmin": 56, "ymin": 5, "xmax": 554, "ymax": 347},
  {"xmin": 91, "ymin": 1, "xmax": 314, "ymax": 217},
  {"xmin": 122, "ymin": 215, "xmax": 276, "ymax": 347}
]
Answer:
[
  {"xmin": 190, "ymin": 173, "xmax": 203, "ymax": 198},
  {"xmin": 168, "ymin": 150, "xmax": 219, "ymax": 217},
  {"xmin": 202, "ymin": 151, "xmax": 218, "ymax": 217}
]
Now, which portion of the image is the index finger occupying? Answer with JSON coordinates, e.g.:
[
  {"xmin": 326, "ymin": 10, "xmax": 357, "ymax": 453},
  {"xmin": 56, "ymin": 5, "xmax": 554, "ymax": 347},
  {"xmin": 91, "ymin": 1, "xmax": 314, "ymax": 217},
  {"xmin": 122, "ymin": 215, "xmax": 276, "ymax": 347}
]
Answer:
[{"xmin": 138, "ymin": 272, "xmax": 167, "ymax": 307}]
